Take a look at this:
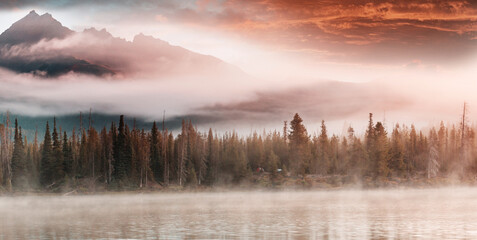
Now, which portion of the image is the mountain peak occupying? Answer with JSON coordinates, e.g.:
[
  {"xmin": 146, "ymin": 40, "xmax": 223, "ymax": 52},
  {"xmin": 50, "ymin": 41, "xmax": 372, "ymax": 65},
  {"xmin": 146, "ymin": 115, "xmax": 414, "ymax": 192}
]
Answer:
[
  {"xmin": 27, "ymin": 10, "xmax": 39, "ymax": 17},
  {"xmin": 0, "ymin": 10, "xmax": 73, "ymax": 46}
]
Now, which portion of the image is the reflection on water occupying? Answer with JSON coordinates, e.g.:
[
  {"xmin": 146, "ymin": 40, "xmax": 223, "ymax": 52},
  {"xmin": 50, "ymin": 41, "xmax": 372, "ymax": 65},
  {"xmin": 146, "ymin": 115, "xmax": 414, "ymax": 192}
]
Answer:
[{"xmin": 1, "ymin": 188, "xmax": 477, "ymax": 239}]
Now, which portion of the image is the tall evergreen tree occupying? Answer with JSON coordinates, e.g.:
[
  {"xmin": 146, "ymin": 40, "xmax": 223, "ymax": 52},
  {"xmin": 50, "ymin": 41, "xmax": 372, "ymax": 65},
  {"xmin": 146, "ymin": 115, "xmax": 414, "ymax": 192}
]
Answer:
[
  {"xmin": 407, "ymin": 125, "xmax": 418, "ymax": 172},
  {"xmin": 288, "ymin": 113, "xmax": 310, "ymax": 175},
  {"xmin": 317, "ymin": 120, "xmax": 330, "ymax": 174},
  {"xmin": 11, "ymin": 119, "xmax": 27, "ymax": 190},
  {"xmin": 365, "ymin": 113, "xmax": 375, "ymax": 176},
  {"xmin": 40, "ymin": 122, "xmax": 53, "ymax": 187},
  {"xmin": 390, "ymin": 124, "xmax": 406, "ymax": 177},
  {"xmin": 51, "ymin": 118, "xmax": 64, "ymax": 182},
  {"xmin": 374, "ymin": 122, "xmax": 390, "ymax": 179},
  {"xmin": 204, "ymin": 128, "xmax": 217, "ymax": 185},
  {"xmin": 112, "ymin": 115, "xmax": 131, "ymax": 185},
  {"xmin": 63, "ymin": 131, "xmax": 73, "ymax": 176},
  {"xmin": 150, "ymin": 121, "xmax": 162, "ymax": 183}
]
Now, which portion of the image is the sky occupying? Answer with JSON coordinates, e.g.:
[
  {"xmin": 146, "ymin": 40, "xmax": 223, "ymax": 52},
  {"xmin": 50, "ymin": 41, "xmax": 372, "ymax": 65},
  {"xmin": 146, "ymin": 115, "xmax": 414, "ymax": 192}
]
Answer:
[{"xmin": 0, "ymin": 0, "xmax": 476, "ymax": 134}]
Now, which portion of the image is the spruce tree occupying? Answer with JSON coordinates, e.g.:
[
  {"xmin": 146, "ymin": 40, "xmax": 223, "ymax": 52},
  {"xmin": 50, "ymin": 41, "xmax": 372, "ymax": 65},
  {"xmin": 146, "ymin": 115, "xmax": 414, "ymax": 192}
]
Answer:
[
  {"xmin": 11, "ymin": 119, "xmax": 27, "ymax": 190},
  {"xmin": 365, "ymin": 113, "xmax": 376, "ymax": 176},
  {"xmin": 374, "ymin": 122, "xmax": 390, "ymax": 179},
  {"xmin": 204, "ymin": 128, "xmax": 217, "ymax": 185},
  {"xmin": 390, "ymin": 124, "xmax": 406, "ymax": 177},
  {"xmin": 150, "ymin": 121, "xmax": 162, "ymax": 183},
  {"xmin": 78, "ymin": 128, "xmax": 88, "ymax": 176},
  {"xmin": 40, "ymin": 122, "xmax": 53, "ymax": 187},
  {"xmin": 408, "ymin": 125, "xmax": 418, "ymax": 172},
  {"xmin": 63, "ymin": 131, "xmax": 73, "ymax": 176},
  {"xmin": 317, "ymin": 120, "xmax": 330, "ymax": 174},
  {"xmin": 52, "ymin": 118, "xmax": 64, "ymax": 182},
  {"xmin": 289, "ymin": 113, "xmax": 309, "ymax": 175},
  {"xmin": 113, "ymin": 115, "xmax": 132, "ymax": 184},
  {"xmin": 329, "ymin": 135, "xmax": 339, "ymax": 174},
  {"xmin": 167, "ymin": 133, "xmax": 174, "ymax": 183}
]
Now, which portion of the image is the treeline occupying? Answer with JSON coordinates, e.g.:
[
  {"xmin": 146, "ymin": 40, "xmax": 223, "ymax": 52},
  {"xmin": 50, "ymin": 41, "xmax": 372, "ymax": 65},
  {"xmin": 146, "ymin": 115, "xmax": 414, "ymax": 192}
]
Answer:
[{"xmin": 0, "ymin": 112, "xmax": 476, "ymax": 191}]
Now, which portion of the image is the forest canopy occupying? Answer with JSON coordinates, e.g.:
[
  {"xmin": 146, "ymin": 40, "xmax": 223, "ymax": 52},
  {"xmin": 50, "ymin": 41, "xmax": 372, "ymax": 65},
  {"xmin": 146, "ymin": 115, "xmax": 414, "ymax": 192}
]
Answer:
[{"xmin": 0, "ymin": 112, "xmax": 475, "ymax": 192}]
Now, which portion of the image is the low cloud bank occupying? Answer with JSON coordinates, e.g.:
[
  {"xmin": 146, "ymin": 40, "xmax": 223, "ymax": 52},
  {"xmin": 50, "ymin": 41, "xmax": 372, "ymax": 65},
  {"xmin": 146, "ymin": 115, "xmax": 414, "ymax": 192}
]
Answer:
[{"xmin": 1, "ymin": 67, "xmax": 474, "ymax": 134}]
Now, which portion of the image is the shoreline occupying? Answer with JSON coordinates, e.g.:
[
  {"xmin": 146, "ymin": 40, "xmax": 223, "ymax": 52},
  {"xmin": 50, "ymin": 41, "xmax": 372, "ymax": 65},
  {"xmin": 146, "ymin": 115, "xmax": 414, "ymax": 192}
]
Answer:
[{"xmin": 2, "ymin": 174, "xmax": 477, "ymax": 196}]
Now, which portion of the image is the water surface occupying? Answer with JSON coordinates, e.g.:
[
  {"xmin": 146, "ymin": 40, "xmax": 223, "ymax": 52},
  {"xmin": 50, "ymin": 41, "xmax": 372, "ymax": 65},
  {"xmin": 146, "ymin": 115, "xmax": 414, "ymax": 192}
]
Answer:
[{"xmin": 1, "ymin": 188, "xmax": 477, "ymax": 239}]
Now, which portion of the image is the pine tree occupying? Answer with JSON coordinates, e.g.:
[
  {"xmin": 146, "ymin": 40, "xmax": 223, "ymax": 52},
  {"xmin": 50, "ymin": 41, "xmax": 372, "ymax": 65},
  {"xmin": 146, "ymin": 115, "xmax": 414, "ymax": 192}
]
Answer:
[
  {"xmin": 30, "ymin": 129, "xmax": 40, "ymax": 186},
  {"xmin": 407, "ymin": 125, "xmax": 418, "ymax": 173},
  {"xmin": 329, "ymin": 135, "xmax": 339, "ymax": 174},
  {"xmin": 374, "ymin": 122, "xmax": 390, "ymax": 179},
  {"xmin": 365, "ymin": 113, "xmax": 375, "ymax": 176},
  {"xmin": 288, "ymin": 113, "xmax": 309, "ymax": 175},
  {"xmin": 51, "ymin": 118, "xmax": 64, "ymax": 182},
  {"xmin": 166, "ymin": 133, "xmax": 174, "ymax": 183},
  {"xmin": 150, "ymin": 121, "xmax": 162, "ymax": 183},
  {"xmin": 204, "ymin": 128, "xmax": 218, "ymax": 185},
  {"xmin": 78, "ymin": 128, "xmax": 88, "ymax": 176},
  {"xmin": 112, "ymin": 115, "xmax": 131, "ymax": 185},
  {"xmin": 86, "ymin": 126, "xmax": 100, "ymax": 180},
  {"xmin": 178, "ymin": 120, "xmax": 188, "ymax": 186},
  {"xmin": 40, "ymin": 122, "xmax": 53, "ymax": 187},
  {"xmin": 390, "ymin": 124, "xmax": 406, "ymax": 177},
  {"xmin": 70, "ymin": 128, "xmax": 78, "ymax": 177},
  {"xmin": 63, "ymin": 131, "xmax": 73, "ymax": 176},
  {"xmin": 11, "ymin": 119, "xmax": 27, "ymax": 190},
  {"xmin": 317, "ymin": 120, "xmax": 330, "ymax": 174}
]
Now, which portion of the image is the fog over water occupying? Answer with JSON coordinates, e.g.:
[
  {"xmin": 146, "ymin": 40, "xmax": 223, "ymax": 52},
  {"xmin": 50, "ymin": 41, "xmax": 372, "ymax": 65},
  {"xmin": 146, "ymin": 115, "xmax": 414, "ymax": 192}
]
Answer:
[{"xmin": 2, "ymin": 188, "xmax": 477, "ymax": 239}]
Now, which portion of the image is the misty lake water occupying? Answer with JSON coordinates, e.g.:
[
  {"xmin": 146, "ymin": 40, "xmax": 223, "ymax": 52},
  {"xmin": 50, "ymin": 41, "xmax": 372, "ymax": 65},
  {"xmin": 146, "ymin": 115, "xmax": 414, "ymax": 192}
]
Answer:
[{"xmin": 1, "ymin": 188, "xmax": 477, "ymax": 239}]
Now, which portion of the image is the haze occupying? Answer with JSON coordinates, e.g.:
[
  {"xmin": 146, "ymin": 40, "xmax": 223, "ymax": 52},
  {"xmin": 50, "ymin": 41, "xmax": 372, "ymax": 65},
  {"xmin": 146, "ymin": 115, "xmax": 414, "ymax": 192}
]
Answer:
[
  {"xmin": 0, "ymin": 1, "xmax": 475, "ymax": 133},
  {"xmin": 3, "ymin": 189, "xmax": 477, "ymax": 239}
]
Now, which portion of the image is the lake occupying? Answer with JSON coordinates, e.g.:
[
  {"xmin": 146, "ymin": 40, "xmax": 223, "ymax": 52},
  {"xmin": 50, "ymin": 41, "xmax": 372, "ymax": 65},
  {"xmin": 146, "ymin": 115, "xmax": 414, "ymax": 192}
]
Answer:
[{"xmin": 1, "ymin": 188, "xmax": 477, "ymax": 239}]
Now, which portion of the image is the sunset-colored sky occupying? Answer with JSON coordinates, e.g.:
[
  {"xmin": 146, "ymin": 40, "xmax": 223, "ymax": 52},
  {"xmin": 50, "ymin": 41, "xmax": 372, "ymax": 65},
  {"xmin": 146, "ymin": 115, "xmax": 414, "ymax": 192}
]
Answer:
[{"xmin": 0, "ymin": 0, "xmax": 476, "ymax": 133}]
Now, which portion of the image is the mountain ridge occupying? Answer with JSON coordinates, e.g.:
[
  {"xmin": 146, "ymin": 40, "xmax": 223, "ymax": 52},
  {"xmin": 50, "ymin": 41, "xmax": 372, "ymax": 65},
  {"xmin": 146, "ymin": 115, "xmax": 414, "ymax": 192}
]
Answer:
[{"xmin": 0, "ymin": 10, "xmax": 244, "ymax": 78}]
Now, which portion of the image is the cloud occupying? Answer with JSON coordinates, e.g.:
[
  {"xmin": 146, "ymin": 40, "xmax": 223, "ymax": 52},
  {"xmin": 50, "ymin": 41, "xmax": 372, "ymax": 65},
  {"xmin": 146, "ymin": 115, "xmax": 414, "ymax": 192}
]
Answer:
[
  {"xmin": 189, "ymin": 81, "xmax": 412, "ymax": 127},
  {"xmin": 2, "ymin": 0, "xmax": 474, "ymax": 66},
  {"xmin": 200, "ymin": 81, "xmax": 407, "ymax": 119},
  {"xmin": 168, "ymin": 76, "xmax": 477, "ymax": 132},
  {"xmin": 0, "ymin": 66, "xmax": 256, "ymax": 121},
  {"xmin": 0, "ymin": 64, "xmax": 476, "ymax": 134},
  {"xmin": 215, "ymin": 0, "xmax": 477, "ymax": 65}
]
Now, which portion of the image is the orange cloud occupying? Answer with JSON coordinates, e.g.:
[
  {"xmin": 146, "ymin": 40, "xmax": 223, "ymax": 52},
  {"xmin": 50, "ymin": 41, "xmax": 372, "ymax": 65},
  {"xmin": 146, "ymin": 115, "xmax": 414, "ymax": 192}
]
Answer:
[{"xmin": 174, "ymin": 0, "xmax": 477, "ymax": 65}]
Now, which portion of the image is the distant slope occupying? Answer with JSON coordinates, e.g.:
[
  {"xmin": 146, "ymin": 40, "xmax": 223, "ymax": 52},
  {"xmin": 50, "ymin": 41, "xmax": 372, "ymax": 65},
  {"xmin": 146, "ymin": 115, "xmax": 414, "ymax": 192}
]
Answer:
[{"xmin": 0, "ymin": 10, "xmax": 245, "ymax": 78}]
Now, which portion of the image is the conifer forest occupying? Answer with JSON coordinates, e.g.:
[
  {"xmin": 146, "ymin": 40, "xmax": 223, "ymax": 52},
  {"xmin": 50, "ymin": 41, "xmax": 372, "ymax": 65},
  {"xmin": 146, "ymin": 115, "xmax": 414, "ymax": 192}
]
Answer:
[{"xmin": 1, "ymin": 111, "xmax": 475, "ymax": 192}]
